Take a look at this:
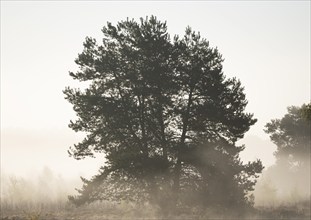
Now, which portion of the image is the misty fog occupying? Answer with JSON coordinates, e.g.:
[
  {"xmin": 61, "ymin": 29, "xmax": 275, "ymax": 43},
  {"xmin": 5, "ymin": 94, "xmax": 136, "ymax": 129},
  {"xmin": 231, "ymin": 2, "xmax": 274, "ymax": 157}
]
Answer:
[
  {"xmin": 254, "ymin": 158, "xmax": 310, "ymax": 207},
  {"xmin": 1, "ymin": 141, "xmax": 310, "ymax": 219},
  {"xmin": 1, "ymin": 1, "xmax": 310, "ymax": 220},
  {"xmin": 2, "ymin": 157, "xmax": 310, "ymax": 208}
]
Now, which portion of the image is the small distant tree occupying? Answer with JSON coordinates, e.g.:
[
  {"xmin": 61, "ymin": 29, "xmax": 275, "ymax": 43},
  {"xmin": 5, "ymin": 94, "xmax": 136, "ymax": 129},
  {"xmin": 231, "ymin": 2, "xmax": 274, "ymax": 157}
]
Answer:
[
  {"xmin": 64, "ymin": 16, "xmax": 263, "ymax": 212},
  {"xmin": 265, "ymin": 103, "xmax": 311, "ymax": 168},
  {"xmin": 263, "ymin": 103, "xmax": 311, "ymax": 202}
]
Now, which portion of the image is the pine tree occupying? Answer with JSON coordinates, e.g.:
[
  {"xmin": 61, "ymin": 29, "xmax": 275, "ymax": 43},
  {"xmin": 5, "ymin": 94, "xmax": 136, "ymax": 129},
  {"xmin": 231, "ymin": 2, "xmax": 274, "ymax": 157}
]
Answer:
[
  {"xmin": 265, "ymin": 103, "xmax": 311, "ymax": 167},
  {"xmin": 64, "ymin": 16, "xmax": 263, "ymax": 212}
]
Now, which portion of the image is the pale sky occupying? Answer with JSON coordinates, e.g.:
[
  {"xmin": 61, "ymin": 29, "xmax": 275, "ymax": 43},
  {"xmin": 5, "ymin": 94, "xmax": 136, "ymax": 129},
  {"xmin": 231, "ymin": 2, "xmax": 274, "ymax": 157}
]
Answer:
[{"xmin": 1, "ymin": 1, "xmax": 310, "ymax": 179}]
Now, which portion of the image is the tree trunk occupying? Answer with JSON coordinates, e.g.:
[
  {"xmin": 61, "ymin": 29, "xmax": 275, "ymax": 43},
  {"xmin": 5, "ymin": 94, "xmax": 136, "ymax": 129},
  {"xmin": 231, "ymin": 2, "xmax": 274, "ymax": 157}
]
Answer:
[{"xmin": 173, "ymin": 87, "xmax": 194, "ymax": 205}]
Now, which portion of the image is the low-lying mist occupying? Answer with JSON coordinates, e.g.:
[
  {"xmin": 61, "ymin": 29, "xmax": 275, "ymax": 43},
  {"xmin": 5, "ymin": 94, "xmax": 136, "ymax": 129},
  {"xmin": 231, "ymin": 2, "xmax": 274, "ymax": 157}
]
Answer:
[
  {"xmin": 1, "ymin": 160, "xmax": 310, "ymax": 219},
  {"xmin": 254, "ymin": 158, "xmax": 310, "ymax": 207},
  {"xmin": 1, "ymin": 167, "xmax": 80, "ymax": 211}
]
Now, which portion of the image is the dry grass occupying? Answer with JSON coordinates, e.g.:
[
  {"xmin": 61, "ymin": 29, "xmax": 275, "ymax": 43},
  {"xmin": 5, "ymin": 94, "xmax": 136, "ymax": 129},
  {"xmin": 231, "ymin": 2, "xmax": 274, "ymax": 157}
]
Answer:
[{"xmin": 1, "ymin": 200, "xmax": 310, "ymax": 220}]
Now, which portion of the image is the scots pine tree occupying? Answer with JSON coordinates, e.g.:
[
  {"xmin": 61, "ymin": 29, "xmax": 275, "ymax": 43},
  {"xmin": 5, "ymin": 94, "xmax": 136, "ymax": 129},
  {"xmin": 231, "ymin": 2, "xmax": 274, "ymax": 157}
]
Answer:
[{"xmin": 64, "ymin": 16, "xmax": 263, "ymax": 211}]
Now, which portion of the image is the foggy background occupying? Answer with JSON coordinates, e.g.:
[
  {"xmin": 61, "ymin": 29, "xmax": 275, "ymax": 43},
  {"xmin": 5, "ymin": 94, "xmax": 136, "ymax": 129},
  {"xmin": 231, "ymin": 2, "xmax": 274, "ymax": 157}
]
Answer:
[{"xmin": 1, "ymin": 1, "xmax": 310, "ymax": 208}]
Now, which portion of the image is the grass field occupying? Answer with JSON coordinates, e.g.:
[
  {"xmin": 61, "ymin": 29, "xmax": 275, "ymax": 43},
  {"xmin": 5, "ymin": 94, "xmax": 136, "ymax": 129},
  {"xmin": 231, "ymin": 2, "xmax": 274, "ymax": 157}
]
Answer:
[{"xmin": 1, "ymin": 200, "xmax": 310, "ymax": 220}]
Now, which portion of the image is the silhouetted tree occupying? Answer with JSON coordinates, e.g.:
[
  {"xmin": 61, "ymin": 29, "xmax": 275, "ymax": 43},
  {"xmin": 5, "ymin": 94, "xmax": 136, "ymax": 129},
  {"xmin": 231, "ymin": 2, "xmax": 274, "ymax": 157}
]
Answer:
[
  {"xmin": 265, "ymin": 103, "xmax": 311, "ymax": 168},
  {"xmin": 64, "ymin": 16, "xmax": 263, "ymax": 212},
  {"xmin": 259, "ymin": 103, "xmax": 311, "ymax": 203}
]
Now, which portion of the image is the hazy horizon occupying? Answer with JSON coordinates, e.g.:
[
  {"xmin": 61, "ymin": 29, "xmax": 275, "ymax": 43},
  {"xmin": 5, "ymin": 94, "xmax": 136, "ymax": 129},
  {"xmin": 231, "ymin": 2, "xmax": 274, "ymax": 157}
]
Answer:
[{"xmin": 1, "ymin": 1, "xmax": 310, "ymax": 185}]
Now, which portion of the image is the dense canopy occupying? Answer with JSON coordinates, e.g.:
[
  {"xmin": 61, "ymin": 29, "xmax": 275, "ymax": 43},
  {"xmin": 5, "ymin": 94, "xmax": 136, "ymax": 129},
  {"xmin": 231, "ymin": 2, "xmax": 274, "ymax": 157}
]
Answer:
[{"xmin": 64, "ymin": 16, "xmax": 263, "ymax": 212}]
